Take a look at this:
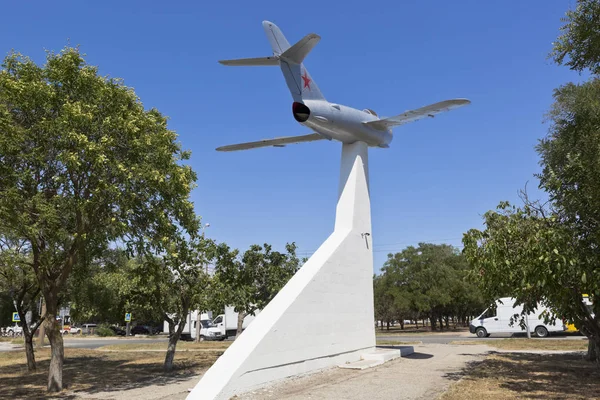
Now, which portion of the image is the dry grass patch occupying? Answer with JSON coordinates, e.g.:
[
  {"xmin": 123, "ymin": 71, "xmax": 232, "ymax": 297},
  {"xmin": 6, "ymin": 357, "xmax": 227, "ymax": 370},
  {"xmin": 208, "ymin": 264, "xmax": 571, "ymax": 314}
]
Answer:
[
  {"xmin": 0, "ymin": 345, "xmax": 224, "ymax": 399},
  {"xmin": 441, "ymin": 352, "xmax": 600, "ymax": 399},
  {"xmin": 452, "ymin": 338, "xmax": 588, "ymax": 351}
]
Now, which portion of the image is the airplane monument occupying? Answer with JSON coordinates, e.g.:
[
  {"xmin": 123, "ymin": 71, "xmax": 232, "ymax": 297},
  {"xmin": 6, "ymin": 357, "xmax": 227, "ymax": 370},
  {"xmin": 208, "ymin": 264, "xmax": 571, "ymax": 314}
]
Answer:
[{"xmin": 188, "ymin": 21, "xmax": 470, "ymax": 400}]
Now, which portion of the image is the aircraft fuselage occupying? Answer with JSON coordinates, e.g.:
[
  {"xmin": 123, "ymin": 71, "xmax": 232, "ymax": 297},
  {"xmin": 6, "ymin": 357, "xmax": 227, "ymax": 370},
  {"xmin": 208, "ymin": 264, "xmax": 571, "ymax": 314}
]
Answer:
[{"xmin": 295, "ymin": 100, "xmax": 393, "ymax": 148}]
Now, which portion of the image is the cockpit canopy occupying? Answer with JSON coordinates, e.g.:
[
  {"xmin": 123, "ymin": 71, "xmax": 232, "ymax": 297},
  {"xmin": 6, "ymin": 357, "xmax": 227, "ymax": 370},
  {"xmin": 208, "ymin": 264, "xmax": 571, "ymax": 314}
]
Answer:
[{"xmin": 362, "ymin": 108, "xmax": 378, "ymax": 117}]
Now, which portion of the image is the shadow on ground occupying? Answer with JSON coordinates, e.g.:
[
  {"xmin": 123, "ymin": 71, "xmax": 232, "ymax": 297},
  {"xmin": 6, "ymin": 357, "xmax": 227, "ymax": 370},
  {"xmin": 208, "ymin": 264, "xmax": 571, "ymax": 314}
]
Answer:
[
  {"xmin": 0, "ymin": 349, "xmax": 223, "ymax": 399},
  {"xmin": 403, "ymin": 352, "xmax": 434, "ymax": 360},
  {"xmin": 442, "ymin": 351, "xmax": 600, "ymax": 399}
]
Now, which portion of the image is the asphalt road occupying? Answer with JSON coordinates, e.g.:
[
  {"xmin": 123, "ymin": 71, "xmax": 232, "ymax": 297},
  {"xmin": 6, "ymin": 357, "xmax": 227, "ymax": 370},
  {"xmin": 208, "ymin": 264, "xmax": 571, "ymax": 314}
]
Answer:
[
  {"xmin": 61, "ymin": 332, "xmax": 586, "ymax": 348},
  {"xmin": 1, "ymin": 332, "xmax": 586, "ymax": 352},
  {"xmin": 62, "ymin": 337, "xmax": 168, "ymax": 349},
  {"xmin": 377, "ymin": 332, "xmax": 587, "ymax": 344}
]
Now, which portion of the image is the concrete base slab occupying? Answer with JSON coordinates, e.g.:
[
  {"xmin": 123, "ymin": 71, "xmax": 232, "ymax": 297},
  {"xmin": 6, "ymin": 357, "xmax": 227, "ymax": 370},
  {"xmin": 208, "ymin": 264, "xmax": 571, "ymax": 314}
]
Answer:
[
  {"xmin": 338, "ymin": 346, "xmax": 415, "ymax": 370},
  {"xmin": 339, "ymin": 359, "xmax": 383, "ymax": 370}
]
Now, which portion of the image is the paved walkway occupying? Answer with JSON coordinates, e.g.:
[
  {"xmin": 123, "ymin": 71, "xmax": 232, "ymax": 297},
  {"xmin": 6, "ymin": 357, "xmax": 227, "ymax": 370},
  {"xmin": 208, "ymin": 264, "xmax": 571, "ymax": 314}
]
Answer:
[
  {"xmin": 239, "ymin": 344, "xmax": 489, "ymax": 400},
  {"xmin": 0, "ymin": 342, "xmax": 20, "ymax": 352},
  {"xmin": 75, "ymin": 343, "xmax": 490, "ymax": 400}
]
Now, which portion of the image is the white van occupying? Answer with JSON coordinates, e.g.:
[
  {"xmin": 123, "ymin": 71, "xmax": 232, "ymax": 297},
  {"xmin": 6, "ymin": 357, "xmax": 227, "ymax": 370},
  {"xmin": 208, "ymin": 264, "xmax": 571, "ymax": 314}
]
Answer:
[{"xmin": 470, "ymin": 297, "xmax": 566, "ymax": 338}]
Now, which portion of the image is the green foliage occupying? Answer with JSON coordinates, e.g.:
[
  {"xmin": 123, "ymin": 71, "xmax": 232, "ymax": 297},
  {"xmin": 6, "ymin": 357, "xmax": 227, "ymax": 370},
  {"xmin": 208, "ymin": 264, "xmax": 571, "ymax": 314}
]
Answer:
[
  {"xmin": 376, "ymin": 243, "xmax": 484, "ymax": 330},
  {"xmin": 211, "ymin": 242, "xmax": 300, "ymax": 319},
  {"xmin": 0, "ymin": 236, "xmax": 39, "ymax": 309},
  {"xmin": 0, "ymin": 45, "xmax": 199, "ymax": 297},
  {"xmin": 0, "ymin": 45, "xmax": 200, "ymax": 389},
  {"xmin": 66, "ymin": 248, "xmax": 130, "ymax": 323},
  {"xmin": 550, "ymin": 0, "xmax": 600, "ymax": 74},
  {"xmin": 462, "ymin": 79, "xmax": 600, "ymax": 345},
  {"xmin": 95, "ymin": 324, "xmax": 115, "ymax": 337},
  {"xmin": 538, "ymin": 78, "xmax": 600, "ymax": 240}
]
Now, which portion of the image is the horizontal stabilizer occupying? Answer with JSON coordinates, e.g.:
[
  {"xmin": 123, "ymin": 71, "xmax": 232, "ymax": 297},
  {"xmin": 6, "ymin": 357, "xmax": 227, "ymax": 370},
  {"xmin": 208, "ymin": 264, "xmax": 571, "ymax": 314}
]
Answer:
[
  {"xmin": 280, "ymin": 33, "xmax": 320, "ymax": 64},
  {"xmin": 364, "ymin": 99, "xmax": 471, "ymax": 130},
  {"xmin": 216, "ymin": 133, "xmax": 326, "ymax": 152},
  {"xmin": 218, "ymin": 56, "xmax": 279, "ymax": 66}
]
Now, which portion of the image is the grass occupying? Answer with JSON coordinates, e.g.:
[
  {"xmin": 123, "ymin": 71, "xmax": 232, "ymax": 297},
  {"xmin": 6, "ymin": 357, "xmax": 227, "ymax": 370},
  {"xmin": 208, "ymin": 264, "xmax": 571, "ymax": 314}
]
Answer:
[
  {"xmin": 441, "ymin": 352, "xmax": 600, "ymax": 399},
  {"xmin": 0, "ymin": 344, "xmax": 224, "ymax": 399},
  {"xmin": 451, "ymin": 338, "xmax": 589, "ymax": 351}
]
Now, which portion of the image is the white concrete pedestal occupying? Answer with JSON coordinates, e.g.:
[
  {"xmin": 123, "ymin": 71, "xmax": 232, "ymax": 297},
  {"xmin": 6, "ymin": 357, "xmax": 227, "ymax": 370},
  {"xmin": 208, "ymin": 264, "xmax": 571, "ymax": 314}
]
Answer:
[{"xmin": 187, "ymin": 141, "xmax": 375, "ymax": 400}]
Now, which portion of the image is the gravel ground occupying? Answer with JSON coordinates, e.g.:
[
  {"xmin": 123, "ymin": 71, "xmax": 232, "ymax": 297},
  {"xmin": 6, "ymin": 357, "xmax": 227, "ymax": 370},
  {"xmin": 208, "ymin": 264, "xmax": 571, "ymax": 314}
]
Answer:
[{"xmin": 77, "ymin": 343, "xmax": 490, "ymax": 400}]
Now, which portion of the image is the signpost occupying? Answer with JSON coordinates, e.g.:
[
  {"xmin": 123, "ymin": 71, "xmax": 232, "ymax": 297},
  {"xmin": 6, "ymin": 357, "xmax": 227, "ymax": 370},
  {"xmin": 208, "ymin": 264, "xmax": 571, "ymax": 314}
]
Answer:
[
  {"xmin": 12, "ymin": 312, "xmax": 20, "ymax": 322},
  {"xmin": 125, "ymin": 313, "xmax": 132, "ymax": 336}
]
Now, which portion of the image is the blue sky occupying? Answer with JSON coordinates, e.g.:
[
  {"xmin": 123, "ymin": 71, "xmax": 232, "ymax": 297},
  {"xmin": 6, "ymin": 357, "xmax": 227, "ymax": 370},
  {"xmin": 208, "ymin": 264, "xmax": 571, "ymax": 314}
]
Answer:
[{"xmin": 0, "ymin": 1, "xmax": 585, "ymax": 272}]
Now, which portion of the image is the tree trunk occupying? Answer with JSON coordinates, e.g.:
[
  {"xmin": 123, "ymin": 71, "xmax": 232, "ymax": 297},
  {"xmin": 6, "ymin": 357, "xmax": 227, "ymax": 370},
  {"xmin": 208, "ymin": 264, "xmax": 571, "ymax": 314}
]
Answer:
[
  {"xmin": 236, "ymin": 312, "xmax": 246, "ymax": 338},
  {"xmin": 438, "ymin": 316, "xmax": 444, "ymax": 331},
  {"xmin": 386, "ymin": 320, "xmax": 390, "ymax": 330},
  {"xmin": 415, "ymin": 319, "xmax": 419, "ymax": 329},
  {"xmin": 586, "ymin": 338, "xmax": 600, "ymax": 363},
  {"xmin": 400, "ymin": 321, "xmax": 404, "ymax": 330},
  {"xmin": 37, "ymin": 302, "xmax": 46, "ymax": 348},
  {"xmin": 44, "ymin": 306, "xmax": 64, "ymax": 392},
  {"xmin": 430, "ymin": 316, "xmax": 437, "ymax": 331},
  {"xmin": 444, "ymin": 316, "xmax": 449, "ymax": 329},
  {"xmin": 164, "ymin": 321, "xmax": 180, "ymax": 372},
  {"xmin": 24, "ymin": 333, "xmax": 36, "ymax": 372},
  {"xmin": 16, "ymin": 305, "xmax": 38, "ymax": 372},
  {"xmin": 195, "ymin": 312, "xmax": 201, "ymax": 343}
]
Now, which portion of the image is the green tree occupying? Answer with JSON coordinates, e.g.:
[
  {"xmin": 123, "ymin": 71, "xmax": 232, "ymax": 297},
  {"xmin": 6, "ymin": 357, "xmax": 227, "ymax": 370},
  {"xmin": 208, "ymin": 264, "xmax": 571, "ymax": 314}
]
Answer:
[
  {"xmin": 373, "ymin": 274, "xmax": 395, "ymax": 330},
  {"xmin": 66, "ymin": 248, "xmax": 130, "ymax": 324},
  {"xmin": 212, "ymin": 242, "xmax": 300, "ymax": 338},
  {"xmin": 0, "ymin": 47, "xmax": 198, "ymax": 391},
  {"xmin": 104, "ymin": 235, "xmax": 211, "ymax": 371},
  {"xmin": 0, "ymin": 235, "xmax": 44, "ymax": 371},
  {"xmin": 463, "ymin": 201, "xmax": 599, "ymax": 360},
  {"xmin": 463, "ymin": 0, "xmax": 600, "ymax": 363},
  {"xmin": 160, "ymin": 236, "xmax": 211, "ymax": 371},
  {"xmin": 380, "ymin": 243, "xmax": 482, "ymax": 331},
  {"xmin": 384, "ymin": 244, "xmax": 451, "ymax": 330},
  {"xmin": 550, "ymin": 0, "xmax": 600, "ymax": 74}
]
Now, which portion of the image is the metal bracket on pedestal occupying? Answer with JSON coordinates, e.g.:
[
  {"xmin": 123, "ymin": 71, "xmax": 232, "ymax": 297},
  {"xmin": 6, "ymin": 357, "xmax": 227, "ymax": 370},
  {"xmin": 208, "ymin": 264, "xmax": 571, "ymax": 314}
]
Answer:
[{"xmin": 361, "ymin": 232, "xmax": 371, "ymax": 249}]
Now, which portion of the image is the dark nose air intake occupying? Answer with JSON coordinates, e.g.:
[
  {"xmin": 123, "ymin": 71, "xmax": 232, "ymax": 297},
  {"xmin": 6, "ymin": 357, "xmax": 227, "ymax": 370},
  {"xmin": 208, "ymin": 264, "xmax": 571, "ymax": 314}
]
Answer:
[{"xmin": 292, "ymin": 102, "xmax": 310, "ymax": 122}]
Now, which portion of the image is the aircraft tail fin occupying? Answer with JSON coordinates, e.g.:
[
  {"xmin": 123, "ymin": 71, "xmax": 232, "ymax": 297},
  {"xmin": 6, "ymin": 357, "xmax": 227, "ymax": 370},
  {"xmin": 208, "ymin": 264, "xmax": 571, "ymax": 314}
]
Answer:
[
  {"xmin": 218, "ymin": 21, "xmax": 326, "ymax": 102},
  {"xmin": 279, "ymin": 34, "xmax": 320, "ymax": 64},
  {"xmin": 262, "ymin": 21, "xmax": 291, "ymax": 55},
  {"xmin": 262, "ymin": 21, "xmax": 325, "ymax": 102}
]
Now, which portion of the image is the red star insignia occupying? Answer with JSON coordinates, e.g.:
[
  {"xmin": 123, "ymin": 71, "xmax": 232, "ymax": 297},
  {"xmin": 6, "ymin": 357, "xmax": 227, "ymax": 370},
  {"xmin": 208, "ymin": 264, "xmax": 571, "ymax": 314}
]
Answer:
[{"xmin": 301, "ymin": 71, "xmax": 311, "ymax": 90}]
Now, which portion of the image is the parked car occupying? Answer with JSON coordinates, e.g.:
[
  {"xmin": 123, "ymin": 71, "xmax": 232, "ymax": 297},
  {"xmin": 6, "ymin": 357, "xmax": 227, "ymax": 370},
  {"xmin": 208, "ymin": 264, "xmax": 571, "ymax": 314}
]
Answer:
[
  {"xmin": 80, "ymin": 323, "xmax": 97, "ymax": 334},
  {"xmin": 3, "ymin": 324, "xmax": 23, "ymax": 336},
  {"xmin": 131, "ymin": 325, "xmax": 152, "ymax": 335},
  {"xmin": 60, "ymin": 326, "xmax": 81, "ymax": 334},
  {"xmin": 109, "ymin": 326, "xmax": 126, "ymax": 336}
]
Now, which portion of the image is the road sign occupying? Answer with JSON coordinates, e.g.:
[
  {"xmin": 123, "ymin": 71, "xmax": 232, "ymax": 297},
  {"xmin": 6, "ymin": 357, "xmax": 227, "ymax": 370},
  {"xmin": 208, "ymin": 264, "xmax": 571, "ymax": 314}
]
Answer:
[
  {"xmin": 12, "ymin": 312, "xmax": 20, "ymax": 322},
  {"xmin": 125, "ymin": 313, "xmax": 132, "ymax": 322}
]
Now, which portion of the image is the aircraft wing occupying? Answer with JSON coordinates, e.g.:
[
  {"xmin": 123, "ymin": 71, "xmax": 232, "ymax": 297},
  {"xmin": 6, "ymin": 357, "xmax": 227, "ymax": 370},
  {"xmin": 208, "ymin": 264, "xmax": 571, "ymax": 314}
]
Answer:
[
  {"xmin": 364, "ymin": 99, "xmax": 471, "ymax": 130},
  {"xmin": 216, "ymin": 133, "xmax": 326, "ymax": 152}
]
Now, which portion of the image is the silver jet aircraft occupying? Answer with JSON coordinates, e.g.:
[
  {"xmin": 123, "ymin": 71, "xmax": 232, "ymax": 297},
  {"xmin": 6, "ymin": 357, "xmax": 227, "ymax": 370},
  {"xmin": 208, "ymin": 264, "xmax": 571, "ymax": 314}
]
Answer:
[{"xmin": 216, "ymin": 21, "xmax": 470, "ymax": 152}]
